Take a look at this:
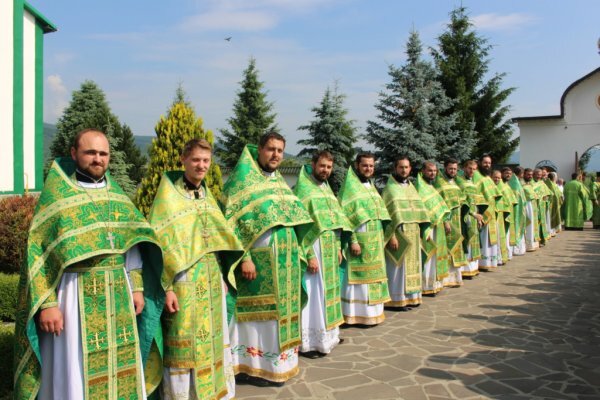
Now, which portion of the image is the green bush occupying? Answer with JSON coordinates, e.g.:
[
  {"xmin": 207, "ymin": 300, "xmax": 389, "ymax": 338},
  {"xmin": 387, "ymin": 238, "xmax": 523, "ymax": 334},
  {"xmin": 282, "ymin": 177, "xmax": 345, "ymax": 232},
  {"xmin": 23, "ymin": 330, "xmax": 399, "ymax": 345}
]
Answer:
[
  {"xmin": 0, "ymin": 324, "xmax": 14, "ymax": 398},
  {"xmin": 0, "ymin": 273, "xmax": 19, "ymax": 321},
  {"xmin": 0, "ymin": 195, "xmax": 37, "ymax": 274}
]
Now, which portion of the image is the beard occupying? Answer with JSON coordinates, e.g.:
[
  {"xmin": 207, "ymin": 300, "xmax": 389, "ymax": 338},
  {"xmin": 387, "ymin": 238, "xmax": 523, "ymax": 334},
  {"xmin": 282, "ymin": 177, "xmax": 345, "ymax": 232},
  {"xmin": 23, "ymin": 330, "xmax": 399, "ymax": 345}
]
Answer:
[
  {"xmin": 392, "ymin": 173, "xmax": 409, "ymax": 183},
  {"xmin": 312, "ymin": 172, "xmax": 329, "ymax": 183},
  {"xmin": 480, "ymin": 167, "xmax": 491, "ymax": 176}
]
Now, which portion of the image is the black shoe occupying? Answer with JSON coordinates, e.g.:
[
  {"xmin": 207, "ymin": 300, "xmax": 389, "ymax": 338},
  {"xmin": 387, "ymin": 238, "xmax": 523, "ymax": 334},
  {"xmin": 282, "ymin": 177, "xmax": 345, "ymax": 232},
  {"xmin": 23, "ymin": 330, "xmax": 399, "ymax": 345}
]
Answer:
[
  {"xmin": 338, "ymin": 338, "xmax": 345, "ymax": 345},
  {"xmin": 299, "ymin": 350, "xmax": 321, "ymax": 359},
  {"xmin": 245, "ymin": 375, "xmax": 285, "ymax": 387}
]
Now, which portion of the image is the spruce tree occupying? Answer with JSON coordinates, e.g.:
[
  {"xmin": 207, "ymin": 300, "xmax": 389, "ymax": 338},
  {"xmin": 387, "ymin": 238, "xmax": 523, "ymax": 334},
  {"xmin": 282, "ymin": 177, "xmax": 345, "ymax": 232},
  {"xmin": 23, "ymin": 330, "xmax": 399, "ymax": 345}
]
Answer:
[
  {"xmin": 217, "ymin": 57, "xmax": 277, "ymax": 168},
  {"xmin": 135, "ymin": 87, "xmax": 223, "ymax": 216},
  {"xmin": 366, "ymin": 30, "xmax": 457, "ymax": 177},
  {"xmin": 47, "ymin": 80, "xmax": 135, "ymax": 194},
  {"xmin": 120, "ymin": 124, "xmax": 147, "ymax": 185},
  {"xmin": 432, "ymin": 6, "xmax": 517, "ymax": 163},
  {"xmin": 297, "ymin": 83, "xmax": 357, "ymax": 193}
]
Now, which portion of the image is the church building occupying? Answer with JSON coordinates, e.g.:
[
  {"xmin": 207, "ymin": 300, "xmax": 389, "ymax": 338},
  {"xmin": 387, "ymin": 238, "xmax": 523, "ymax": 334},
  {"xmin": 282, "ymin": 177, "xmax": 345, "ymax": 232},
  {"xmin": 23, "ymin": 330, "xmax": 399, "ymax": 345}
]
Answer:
[
  {"xmin": 0, "ymin": 1, "xmax": 56, "ymax": 195},
  {"xmin": 514, "ymin": 67, "xmax": 600, "ymax": 177}
]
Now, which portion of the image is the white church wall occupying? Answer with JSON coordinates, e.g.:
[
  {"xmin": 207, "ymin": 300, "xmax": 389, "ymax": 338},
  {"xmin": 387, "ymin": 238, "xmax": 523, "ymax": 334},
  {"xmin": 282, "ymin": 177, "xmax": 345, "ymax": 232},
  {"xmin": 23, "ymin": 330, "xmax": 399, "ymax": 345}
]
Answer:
[{"xmin": 0, "ymin": 0, "xmax": 15, "ymax": 192}]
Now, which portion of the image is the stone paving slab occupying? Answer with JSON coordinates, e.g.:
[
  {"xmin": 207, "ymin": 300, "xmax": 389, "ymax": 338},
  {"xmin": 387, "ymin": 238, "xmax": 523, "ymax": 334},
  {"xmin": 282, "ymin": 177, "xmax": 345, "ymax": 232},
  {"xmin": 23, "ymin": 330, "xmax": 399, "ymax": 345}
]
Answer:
[{"xmin": 236, "ymin": 227, "xmax": 600, "ymax": 400}]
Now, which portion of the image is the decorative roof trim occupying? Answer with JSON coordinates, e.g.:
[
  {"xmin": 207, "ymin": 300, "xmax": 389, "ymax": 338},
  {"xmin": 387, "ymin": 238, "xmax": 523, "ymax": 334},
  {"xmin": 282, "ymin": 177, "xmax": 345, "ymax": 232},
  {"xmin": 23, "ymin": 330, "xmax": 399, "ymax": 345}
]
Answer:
[{"xmin": 24, "ymin": 2, "xmax": 57, "ymax": 33}]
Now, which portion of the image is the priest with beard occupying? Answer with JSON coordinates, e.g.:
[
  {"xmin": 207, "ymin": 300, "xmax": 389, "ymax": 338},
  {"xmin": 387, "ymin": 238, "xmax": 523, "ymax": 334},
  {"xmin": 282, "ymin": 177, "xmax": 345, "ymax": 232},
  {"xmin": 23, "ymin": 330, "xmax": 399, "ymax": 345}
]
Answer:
[
  {"xmin": 338, "ymin": 153, "xmax": 391, "ymax": 326},
  {"xmin": 521, "ymin": 168, "xmax": 541, "ymax": 251}
]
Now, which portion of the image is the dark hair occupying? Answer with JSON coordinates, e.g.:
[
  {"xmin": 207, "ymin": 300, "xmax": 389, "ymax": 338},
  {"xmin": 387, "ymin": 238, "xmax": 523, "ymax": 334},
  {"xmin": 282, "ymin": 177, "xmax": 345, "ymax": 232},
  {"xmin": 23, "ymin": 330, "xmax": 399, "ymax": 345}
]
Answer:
[
  {"xmin": 393, "ymin": 155, "xmax": 411, "ymax": 168},
  {"xmin": 422, "ymin": 160, "xmax": 436, "ymax": 170},
  {"xmin": 259, "ymin": 130, "xmax": 286, "ymax": 148},
  {"xmin": 182, "ymin": 138, "xmax": 212, "ymax": 157},
  {"xmin": 312, "ymin": 150, "xmax": 334, "ymax": 164},
  {"xmin": 355, "ymin": 152, "xmax": 375, "ymax": 165},
  {"xmin": 444, "ymin": 158, "xmax": 459, "ymax": 167},
  {"xmin": 72, "ymin": 128, "xmax": 106, "ymax": 149},
  {"xmin": 501, "ymin": 166, "xmax": 512, "ymax": 174},
  {"xmin": 480, "ymin": 153, "xmax": 492, "ymax": 163},
  {"xmin": 548, "ymin": 172, "xmax": 556, "ymax": 180},
  {"xmin": 514, "ymin": 166, "xmax": 524, "ymax": 175},
  {"xmin": 463, "ymin": 159, "xmax": 477, "ymax": 167},
  {"xmin": 571, "ymin": 172, "xmax": 578, "ymax": 179},
  {"xmin": 524, "ymin": 168, "xmax": 533, "ymax": 174}
]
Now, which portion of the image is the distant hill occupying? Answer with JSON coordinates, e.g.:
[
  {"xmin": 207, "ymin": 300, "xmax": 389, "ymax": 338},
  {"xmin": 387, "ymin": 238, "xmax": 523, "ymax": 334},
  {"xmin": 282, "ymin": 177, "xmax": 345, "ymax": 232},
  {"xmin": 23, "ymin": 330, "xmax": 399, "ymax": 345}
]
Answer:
[{"xmin": 134, "ymin": 135, "xmax": 154, "ymax": 156}]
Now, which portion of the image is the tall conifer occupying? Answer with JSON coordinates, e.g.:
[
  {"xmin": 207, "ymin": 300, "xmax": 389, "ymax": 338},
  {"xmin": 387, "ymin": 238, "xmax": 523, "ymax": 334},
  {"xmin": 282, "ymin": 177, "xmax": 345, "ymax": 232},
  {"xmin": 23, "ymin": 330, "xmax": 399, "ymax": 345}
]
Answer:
[
  {"xmin": 367, "ymin": 30, "xmax": 457, "ymax": 176},
  {"xmin": 135, "ymin": 87, "xmax": 222, "ymax": 215},
  {"xmin": 432, "ymin": 6, "xmax": 517, "ymax": 163},
  {"xmin": 47, "ymin": 80, "xmax": 135, "ymax": 194},
  {"xmin": 217, "ymin": 57, "xmax": 277, "ymax": 168},
  {"xmin": 297, "ymin": 83, "xmax": 357, "ymax": 193}
]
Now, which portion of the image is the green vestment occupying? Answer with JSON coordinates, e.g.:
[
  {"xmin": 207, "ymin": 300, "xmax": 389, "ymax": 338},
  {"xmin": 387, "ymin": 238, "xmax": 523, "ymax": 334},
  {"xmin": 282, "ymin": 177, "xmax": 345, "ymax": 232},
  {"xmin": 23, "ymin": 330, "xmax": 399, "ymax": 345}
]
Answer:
[
  {"xmin": 382, "ymin": 176, "xmax": 430, "ymax": 297},
  {"xmin": 455, "ymin": 174, "xmax": 488, "ymax": 270},
  {"xmin": 220, "ymin": 145, "xmax": 313, "ymax": 352},
  {"xmin": 533, "ymin": 180, "xmax": 552, "ymax": 242},
  {"xmin": 522, "ymin": 180, "xmax": 541, "ymax": 242},
  {"xmin": 472, "ymin": 171, "xmax": 501, "ymax": 246},
  {"xmin": 496, "ymin": 181, "xmax": 516, "ymax": 261},
  {"xmin": 562, "ymin": 179, "xmax": 592, "ymax": 228},
  {"xmin": 592, "ymin": 181, "xmax": 600, "ymax": 228},
  {"xmin": 434, "ymin": 173, "xmax": 468, "ymax": 267},
  {"xmin": 509, "ymin": 175, "xmax": 527, "ymax": 243},
  {"xmin": 293, "ymin": 165, "xmax": 352, "ymax": 330},
  {"xmin": 545, "ymin": 179, "xmax": 563, "ymax": 229},
  {"xmin": 338, "ymin": 167, "xmax": 391, "ymax": 304},
  {"xmin": 148, "ymin": 172, "xmax": 244, "ymax": 398},
  {"xmin": 414, "ymin": 174, "xmax": 451, "ymax": 281},
  {"xmin": 14, "ymin": 158, "xmax": 164, "ymax": 400}
]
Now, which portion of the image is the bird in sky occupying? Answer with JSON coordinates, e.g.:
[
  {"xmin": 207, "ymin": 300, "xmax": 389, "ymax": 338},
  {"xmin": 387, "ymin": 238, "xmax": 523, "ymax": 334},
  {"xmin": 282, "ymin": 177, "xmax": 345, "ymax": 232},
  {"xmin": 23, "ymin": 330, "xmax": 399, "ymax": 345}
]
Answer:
[{"xmin": 225, "ymin": 36, "xmax": 232, "ymax": 42}]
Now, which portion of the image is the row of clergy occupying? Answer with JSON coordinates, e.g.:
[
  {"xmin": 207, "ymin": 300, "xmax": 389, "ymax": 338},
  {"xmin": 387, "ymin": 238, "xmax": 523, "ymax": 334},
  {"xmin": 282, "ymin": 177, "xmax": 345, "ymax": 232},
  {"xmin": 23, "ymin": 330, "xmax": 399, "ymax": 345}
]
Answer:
[{"xmin": 12, "ymin": 127, "xmax": 585, "ymax": 400}]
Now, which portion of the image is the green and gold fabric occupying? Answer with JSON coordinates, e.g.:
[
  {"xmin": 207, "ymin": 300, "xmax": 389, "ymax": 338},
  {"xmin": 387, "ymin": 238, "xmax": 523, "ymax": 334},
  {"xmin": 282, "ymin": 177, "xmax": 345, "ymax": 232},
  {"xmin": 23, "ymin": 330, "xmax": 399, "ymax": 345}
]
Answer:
[
  {"xmin": 414, "ymin": 173, "xmax": 451, "ymax": 280},
  {"xmin": 220, "ymin": 145, "xmax": 313, "ymax": 351},
  {"xmin": 592, "ymin": 180, "xmax": 600, "ymax": 228},
  {"xmin": 148, "ymin": 172, "xmax": 244, "ymax": 398},
  {"xmin": 509, "ymin": 175, "xmax": 527, "ymax": 243},
  {"xmin": 522, "ymin": 181, "xmax": 541, "ymax": 242},
  {"xmin": 14, "ymin": 158, "xmax": 164, "ymax": 400},
  {"xmin": 472, "ymin": 170, "xmax": 501, "ymax": 245},
  {"xmin": 456, "ymin": 174, "xmax": 488, "ymax": 265},
  {"xmin": 294, "ymin": 165, "xmax": 352, "ymax": 330},
  {"xmin": 338, "ymin": 167, "xmax": 391, "ymax": 304},
  {"xmin": 382, "ymin": 176, "xmax": 430, "ymax": 295},
  {"xmin": 545, "ymin": 179, "xmax": 563, "ymax": 230},
  {"xmin": 562, "ymin": 179, "xmax": 593, "ymax": 228},
  {"xmin": 533, "ymin": 180, "xmax": 552, "ymax": 242},
  {"xmin": 495, "ymin": 180, "xmax": 516, "ymax": 262},
  {"xmin": 434, "ymin": 173, "xmax": 468, "ymax": 267}
]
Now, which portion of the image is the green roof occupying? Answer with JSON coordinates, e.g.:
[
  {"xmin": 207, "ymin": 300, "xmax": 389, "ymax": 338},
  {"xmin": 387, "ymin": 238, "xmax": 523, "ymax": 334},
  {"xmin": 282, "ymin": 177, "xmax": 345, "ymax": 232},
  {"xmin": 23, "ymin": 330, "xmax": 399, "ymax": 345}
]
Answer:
[{"xmin": 24, "ymin": 2, "xmax": 57, "ymax": 33}]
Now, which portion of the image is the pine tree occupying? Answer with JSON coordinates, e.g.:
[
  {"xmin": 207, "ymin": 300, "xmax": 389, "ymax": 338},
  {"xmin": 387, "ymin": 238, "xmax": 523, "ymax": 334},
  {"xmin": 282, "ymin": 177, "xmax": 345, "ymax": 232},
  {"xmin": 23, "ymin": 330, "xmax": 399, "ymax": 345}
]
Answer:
[
  {"xmin": 217, "ymin": 57, "xmax": 277, "ymax": 168},
  {"xmin": 366, "ymin": 30, "xmax": 457, "ymax": 177},
  {"xmin": 47, "ymin": 80, "xmax": 135, "ymax": 194},
  {"xmin": 135, "ymin": 87, "xmax": 223, "ymax": 216},
  {"xmin": 432, "ymin": 6, "xmax": 517, "ymax": 163},
  {"xmin": 297, "ymin": 83, "xmax": 357, "ymax": 193},
  {"xmin": 120, "ymin": 124, "xmax": 147, "ymax": 185}
]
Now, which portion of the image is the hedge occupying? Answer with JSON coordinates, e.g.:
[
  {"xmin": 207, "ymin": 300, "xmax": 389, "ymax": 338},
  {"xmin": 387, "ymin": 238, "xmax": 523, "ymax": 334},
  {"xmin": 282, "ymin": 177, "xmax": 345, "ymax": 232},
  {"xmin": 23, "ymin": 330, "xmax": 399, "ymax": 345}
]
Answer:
[
  {"xmin": 0, "ymin": 195, "xmax": 37, "ymax": 274},
  {"xmin": 0, "ymin": 273, "xmax": 19, "ymax": 322},
  {"xmin": 0, "ymin": 324, "xmax": 14, "ymax": 399}
]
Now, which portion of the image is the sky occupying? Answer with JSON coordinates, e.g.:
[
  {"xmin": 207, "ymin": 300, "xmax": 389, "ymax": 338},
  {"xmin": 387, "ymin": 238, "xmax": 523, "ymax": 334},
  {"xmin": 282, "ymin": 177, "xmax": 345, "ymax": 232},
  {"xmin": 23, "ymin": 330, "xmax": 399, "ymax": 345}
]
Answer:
[{"xmin": 31, "ymin": 0, "xmax": 600, "ymax": 156}]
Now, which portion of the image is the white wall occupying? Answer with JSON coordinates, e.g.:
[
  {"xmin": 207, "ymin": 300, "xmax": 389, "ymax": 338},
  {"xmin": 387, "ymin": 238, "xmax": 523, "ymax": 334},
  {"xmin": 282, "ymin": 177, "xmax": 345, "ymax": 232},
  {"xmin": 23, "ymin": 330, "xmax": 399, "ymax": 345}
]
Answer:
[
  {"xmin": 23, "ymin": 11, "xmax": 37, "ymax": 191},
  {"xmin": 519, "ymin": 71, "xmax": 600, "ymax": 179},
  {"xmin": 0, "ymin": 0, "xmax": 14, "ymax": 192}
]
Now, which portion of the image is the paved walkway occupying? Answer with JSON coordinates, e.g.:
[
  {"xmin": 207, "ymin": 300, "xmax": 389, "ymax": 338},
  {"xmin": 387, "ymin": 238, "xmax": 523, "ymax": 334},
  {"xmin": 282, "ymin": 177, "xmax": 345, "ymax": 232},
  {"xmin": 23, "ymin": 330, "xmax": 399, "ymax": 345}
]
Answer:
[{"xmin": 236, "ymin": 227, "xmax": 600, "ymax": 400}]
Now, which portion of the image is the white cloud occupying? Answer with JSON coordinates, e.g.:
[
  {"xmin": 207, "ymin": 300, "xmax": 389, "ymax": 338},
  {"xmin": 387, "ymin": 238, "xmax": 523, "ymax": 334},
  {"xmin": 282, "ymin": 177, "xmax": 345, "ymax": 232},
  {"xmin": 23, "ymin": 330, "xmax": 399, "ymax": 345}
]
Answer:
[
  {"xmin": 471, "ymin": 13, "xmax": 536, "ymax": 32},
  {"xmin": 45, "ymin": 74, "xmax": 69, "ymax": 121},
  {"xmin": 179, "ymin": 0, "xmax": 334, "ymax": 32}
]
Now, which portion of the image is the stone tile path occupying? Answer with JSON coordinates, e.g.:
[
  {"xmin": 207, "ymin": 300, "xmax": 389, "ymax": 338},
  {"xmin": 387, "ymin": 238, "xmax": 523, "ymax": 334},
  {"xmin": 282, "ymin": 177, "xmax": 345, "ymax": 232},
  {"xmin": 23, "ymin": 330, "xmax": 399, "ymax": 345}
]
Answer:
[{"xmin": 236, "ymin": 227, "xmax": 600, "ymax": 399}]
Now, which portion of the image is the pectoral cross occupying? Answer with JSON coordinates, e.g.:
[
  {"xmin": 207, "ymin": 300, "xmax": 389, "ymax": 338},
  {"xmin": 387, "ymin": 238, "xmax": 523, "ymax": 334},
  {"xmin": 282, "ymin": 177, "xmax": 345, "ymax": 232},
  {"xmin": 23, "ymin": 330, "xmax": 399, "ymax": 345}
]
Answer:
[{"xmin": 106, "ymin": 232, "xmax": 115, "ymax": 249}]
